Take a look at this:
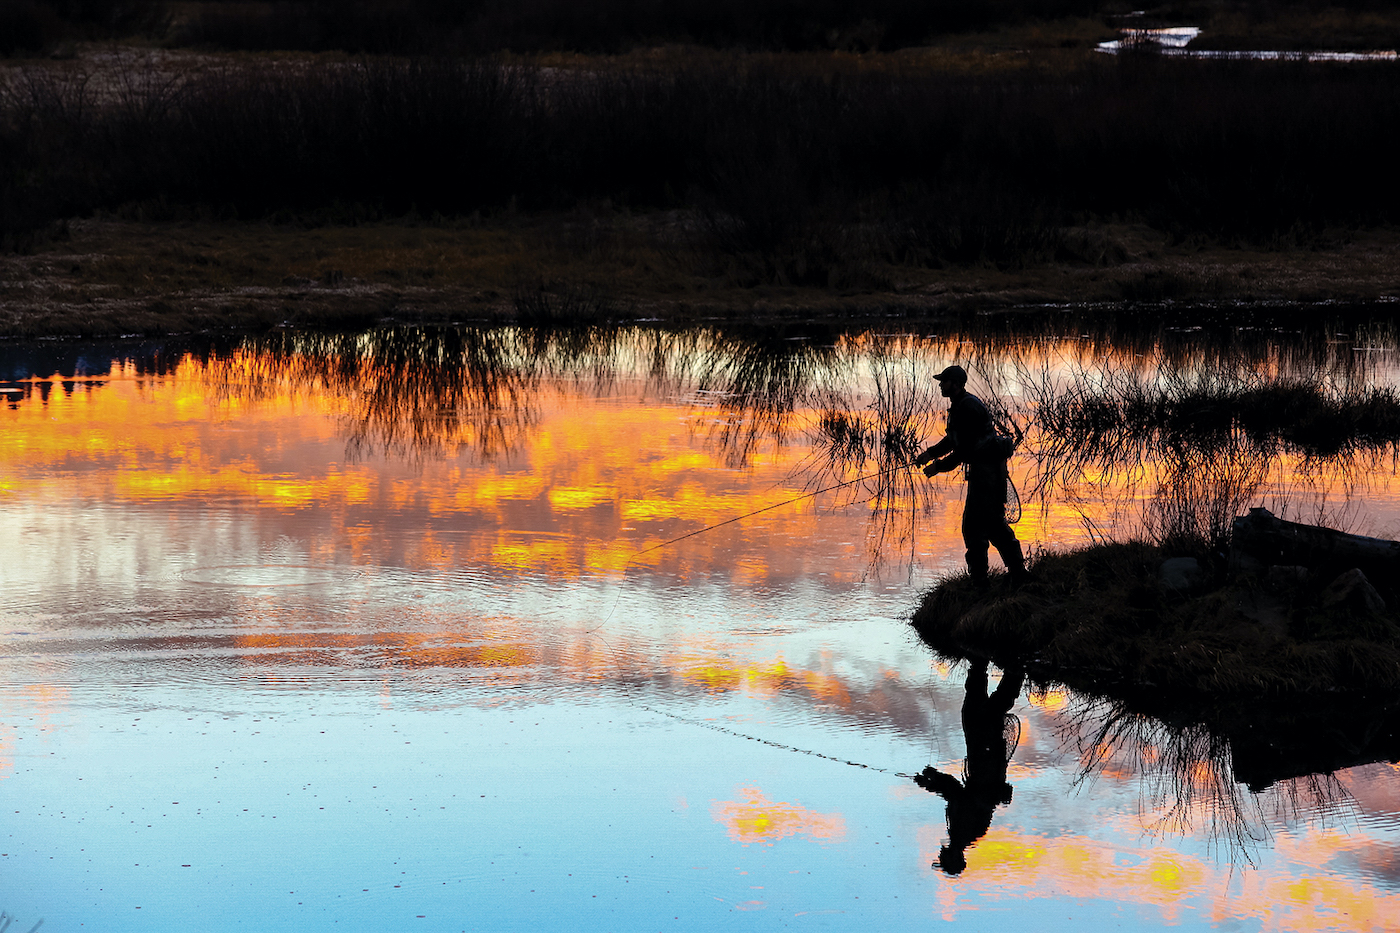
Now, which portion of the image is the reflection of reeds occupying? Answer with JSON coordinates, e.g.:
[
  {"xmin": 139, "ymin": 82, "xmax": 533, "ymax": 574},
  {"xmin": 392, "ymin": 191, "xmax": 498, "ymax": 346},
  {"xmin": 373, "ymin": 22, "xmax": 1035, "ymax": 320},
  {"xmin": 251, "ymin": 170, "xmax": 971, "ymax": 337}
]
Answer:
[
  {"xmin": 692, "ymin": 332, "xmax": 837, "ymax": 467},
  {"xmin": 1021, "ymin": 349, "xmax": 1400, "ymax": 549},
  {"xmin": 193, "ymin": 321, "xmax": 1400, "ymax": 569},
  {"xmin": 208, "ymin": 327, "xmax": 544, "ymax": 461},
  {"xmin": 799, "ymin": 354, "xmax": 937, "ymax": 569},
  {"xmin": 1058, "ymin": 694, "xmax": 1357, "ymax": 862}
]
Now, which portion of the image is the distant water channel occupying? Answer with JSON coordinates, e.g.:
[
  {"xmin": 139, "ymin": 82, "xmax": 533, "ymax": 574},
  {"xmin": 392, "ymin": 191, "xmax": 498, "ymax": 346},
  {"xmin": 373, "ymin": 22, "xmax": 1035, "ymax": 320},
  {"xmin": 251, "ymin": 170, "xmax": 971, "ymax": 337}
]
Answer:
[
  {"xmin": 2, "ymin": 323, "xmax": 1399, "ymax": 931},
  {"xmin": 1095, "ymin": 25, "xmax": 1399, "ymax": 60}
]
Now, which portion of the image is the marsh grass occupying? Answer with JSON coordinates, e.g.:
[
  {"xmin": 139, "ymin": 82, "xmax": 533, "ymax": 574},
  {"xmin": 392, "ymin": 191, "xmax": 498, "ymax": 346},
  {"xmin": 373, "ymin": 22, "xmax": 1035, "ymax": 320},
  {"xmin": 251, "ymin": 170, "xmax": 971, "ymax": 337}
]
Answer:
[
  {"xmin": 913, "ymin": 540, "xmax": 1400, "ymax": 701},
  {"xmin": 6, "ymin": 52, "xmax": 1400, "ymax": 268},
  {"xmin": 1014, "ymin": 343, "xmax": 1400, "ymax": 549},
  {"xmin": 512, "ymin": 280, "xmax": 618, "ymax": 327},
  {"xmin": 796, "ymin": 353, "xmax": 940, "ymax": 567}
]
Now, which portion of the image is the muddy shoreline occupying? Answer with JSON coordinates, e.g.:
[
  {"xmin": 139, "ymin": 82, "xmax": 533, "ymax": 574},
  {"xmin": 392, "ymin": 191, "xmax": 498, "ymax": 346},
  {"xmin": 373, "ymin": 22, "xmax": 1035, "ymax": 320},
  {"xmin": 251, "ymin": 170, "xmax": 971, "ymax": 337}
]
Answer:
[{"xmin": 3, "ymin": 218, "xmax": 1399, "ymax": 337}]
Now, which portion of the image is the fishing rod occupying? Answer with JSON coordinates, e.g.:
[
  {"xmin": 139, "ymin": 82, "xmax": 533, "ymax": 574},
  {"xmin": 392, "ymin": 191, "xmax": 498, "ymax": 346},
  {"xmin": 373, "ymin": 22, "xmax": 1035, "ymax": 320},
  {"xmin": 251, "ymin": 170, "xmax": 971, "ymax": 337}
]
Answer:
[
  {"xmin": 587, "ymin": 458, "xmax": 921, "ymax": 638},
  {"xmin": 584, "ymin": 457, "xmax": 929, "ymax": 778},
  {"xmin": 625, "ymin": 459, "xmax": 921, "ymax": 564},
  {"xmin": 619, "ymin": 454, "xmax": 1020, "ymax": 571}
]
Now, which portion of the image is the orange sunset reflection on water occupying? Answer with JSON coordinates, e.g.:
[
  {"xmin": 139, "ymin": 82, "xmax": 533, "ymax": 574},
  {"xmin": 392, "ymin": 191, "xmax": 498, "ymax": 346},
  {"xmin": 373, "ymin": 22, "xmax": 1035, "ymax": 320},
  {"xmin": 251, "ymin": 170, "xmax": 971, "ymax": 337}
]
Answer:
[
  {"xmin": 1, "ymin": 355, "xmax": 881, "ymax": 583},
  {"xmin": 3, "ymin": 331, "xmax": 1400, "ymax": 931}
]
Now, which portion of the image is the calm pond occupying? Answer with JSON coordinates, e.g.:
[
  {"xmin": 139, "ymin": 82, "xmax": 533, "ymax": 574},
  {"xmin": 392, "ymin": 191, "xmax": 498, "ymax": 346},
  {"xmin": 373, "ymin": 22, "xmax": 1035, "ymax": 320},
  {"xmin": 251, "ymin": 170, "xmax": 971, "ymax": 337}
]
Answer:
[{"xmin": 2, "ymin": 323, "xmax": 1399, "ymax": 931}]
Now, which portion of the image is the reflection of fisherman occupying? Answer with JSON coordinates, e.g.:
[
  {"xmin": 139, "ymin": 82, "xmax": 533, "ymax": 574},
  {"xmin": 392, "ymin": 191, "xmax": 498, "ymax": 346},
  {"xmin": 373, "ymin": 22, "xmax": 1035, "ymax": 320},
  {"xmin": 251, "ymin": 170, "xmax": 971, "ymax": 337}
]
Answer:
[
  {"xmin": 914, "ymin": 365, "xmax": 1026, "ymax": 587},
  {"xmin": 915, "ymin": 659, "xmax": 1027, "ymax": 875}
]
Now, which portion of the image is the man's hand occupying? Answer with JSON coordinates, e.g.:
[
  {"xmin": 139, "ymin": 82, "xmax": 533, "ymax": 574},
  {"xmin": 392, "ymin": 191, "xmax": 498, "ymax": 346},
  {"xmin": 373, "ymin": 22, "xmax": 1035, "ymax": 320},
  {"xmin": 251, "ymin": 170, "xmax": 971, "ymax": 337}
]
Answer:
[
  {"xmin": 922, "ymin": 460, "xmax": 948, "ymax": 477},
  {"xmin": 913, "ymin": 449, "xmax": 934, "ymax": 468}
]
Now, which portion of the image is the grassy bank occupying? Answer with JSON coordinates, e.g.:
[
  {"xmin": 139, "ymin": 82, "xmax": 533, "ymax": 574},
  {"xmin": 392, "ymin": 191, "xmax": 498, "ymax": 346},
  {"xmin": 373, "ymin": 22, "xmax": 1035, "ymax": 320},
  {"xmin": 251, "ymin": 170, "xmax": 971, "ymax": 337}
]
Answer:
[
  {"xmin": 4, "ymin": 215, "xmax": 1400, "ymax": 337},
  {"xmin": 911, "ymin": 542, "xmax": 1400, "ymax": 700}
]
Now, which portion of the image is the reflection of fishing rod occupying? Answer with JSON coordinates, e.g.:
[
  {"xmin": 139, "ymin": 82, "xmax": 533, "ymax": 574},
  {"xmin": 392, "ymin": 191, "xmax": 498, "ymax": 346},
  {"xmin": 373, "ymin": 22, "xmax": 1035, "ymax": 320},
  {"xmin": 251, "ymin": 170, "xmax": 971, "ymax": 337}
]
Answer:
[{"xmin": 588, "ymin": 460, "xmax": 957, "ymax": 778}]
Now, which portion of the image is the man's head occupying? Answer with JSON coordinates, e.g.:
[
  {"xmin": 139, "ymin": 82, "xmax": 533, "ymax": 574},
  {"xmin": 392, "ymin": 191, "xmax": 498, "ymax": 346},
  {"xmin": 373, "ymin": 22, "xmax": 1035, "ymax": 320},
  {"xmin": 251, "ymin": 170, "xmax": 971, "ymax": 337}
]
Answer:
[
  {"xmin": 934, "ymin": 365, "xmax": 968, "ymax": 398},
  {"xmin": 938, "ymin": 845, "xmax": 968, "ymax": 875}
]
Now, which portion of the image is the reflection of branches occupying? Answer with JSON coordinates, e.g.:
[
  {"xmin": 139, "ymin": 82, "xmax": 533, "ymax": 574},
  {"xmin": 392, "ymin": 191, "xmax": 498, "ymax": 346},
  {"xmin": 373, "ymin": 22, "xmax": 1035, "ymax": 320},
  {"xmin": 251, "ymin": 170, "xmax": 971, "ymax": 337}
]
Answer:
[
  {"xmin": 339, "ymin": 328, "xmax": 539, "ymax": 460},
  {"xmin": 1059, "ymin": 694, "xmax": 1357, "ymax": 865},
  {"xmin": 193, "ymin": 320, "xmax": 1400, "ymax": 567}
]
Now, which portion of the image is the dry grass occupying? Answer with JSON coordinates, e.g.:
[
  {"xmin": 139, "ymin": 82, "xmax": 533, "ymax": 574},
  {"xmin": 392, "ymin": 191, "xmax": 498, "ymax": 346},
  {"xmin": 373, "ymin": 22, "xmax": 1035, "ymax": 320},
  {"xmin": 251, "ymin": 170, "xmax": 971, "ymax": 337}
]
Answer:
[{"xmin": 5, "ymin": 216, "xmax": 1400, "ymax": 337}]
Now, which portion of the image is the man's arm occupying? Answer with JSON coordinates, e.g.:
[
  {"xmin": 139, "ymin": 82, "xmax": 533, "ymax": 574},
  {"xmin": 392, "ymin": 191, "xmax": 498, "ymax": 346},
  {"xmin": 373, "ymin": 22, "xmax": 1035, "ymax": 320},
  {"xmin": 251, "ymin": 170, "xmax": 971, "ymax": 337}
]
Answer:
[
  {"xmin": 914, "ymin": 435, "xmax": 954, "ymax": 468},
  {"xmin": 989, "ymin": 668, "xmax": 1026, "ymax": 710},
  {"xmin": 915, "ymin": 766, "xmax": 965, "ymax": 800},
  {"xmin": 920, "ymin": 452, "xmax": 960, "ymax": 476}
]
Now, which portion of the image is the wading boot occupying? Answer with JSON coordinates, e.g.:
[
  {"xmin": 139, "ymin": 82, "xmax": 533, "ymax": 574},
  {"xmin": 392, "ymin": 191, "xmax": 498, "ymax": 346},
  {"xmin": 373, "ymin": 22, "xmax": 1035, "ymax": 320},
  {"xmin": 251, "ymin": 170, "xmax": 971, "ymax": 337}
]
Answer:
[{"xmin": 1005, "ymin": 543, "xmax": 1028, "ymax": 588}]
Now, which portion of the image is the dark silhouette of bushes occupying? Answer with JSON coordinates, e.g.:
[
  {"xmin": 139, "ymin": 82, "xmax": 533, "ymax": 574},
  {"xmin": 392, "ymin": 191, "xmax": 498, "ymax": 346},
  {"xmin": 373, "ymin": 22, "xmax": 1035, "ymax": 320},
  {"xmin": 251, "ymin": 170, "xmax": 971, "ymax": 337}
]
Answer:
[
  {"xmin": 1, "ymin": 0, "xmax": 168, "ymax": 54},
  {"xmin": 167, "ymin": 0, "xmax": 1113, "ymax": 54},
  {"xmin": 4, "ymin": 54, "xmax": 1400, "ymax": 268}
]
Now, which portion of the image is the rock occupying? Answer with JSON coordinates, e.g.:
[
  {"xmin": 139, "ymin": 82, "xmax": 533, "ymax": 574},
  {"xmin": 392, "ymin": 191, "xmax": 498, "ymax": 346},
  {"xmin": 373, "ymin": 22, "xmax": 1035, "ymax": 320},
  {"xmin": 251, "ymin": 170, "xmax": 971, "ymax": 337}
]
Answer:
[
  {"xmin": 1232, "ymin": 507, "xmax": 1400, "ymax": 576},
  {"xmin": 1161, "ymin": 557, "xmax": 1203, "ymax": 593},
  {"xmin": 1321, "ymin": 568, "xmax": 1387, "ymax": 616},
  {"xmin": 1267, "ymin": 565, "xmax": 1310, "ymax": 587}
]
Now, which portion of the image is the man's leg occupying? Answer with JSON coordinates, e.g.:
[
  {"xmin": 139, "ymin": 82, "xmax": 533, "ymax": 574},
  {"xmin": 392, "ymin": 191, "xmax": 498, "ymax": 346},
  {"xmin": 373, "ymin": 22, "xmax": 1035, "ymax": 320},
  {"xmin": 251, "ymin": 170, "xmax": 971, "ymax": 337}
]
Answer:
[
  {"xmin": 962, "ymin": 495, "xmax": 991, "ymax": 585},
  {"xmin": 988, "ymin": 519, "xmax": 1027, "ymax": 583}
]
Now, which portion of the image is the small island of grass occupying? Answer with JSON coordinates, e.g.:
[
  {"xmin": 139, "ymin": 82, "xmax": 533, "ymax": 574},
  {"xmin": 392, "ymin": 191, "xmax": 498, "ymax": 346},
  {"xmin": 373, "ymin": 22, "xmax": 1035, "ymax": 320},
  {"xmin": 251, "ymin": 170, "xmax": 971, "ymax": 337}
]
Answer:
[{"xmin": 912, "ymin": 536, "xmax": 1400, "ymax": 701}]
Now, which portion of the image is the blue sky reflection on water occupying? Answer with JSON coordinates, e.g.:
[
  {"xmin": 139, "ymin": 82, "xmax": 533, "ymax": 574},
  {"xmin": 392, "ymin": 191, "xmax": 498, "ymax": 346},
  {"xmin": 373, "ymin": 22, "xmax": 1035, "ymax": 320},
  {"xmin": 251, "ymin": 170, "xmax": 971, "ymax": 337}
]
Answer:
[{"xmin": 2, "ymin": 330, "xmax": 1399, "ymax": 931}]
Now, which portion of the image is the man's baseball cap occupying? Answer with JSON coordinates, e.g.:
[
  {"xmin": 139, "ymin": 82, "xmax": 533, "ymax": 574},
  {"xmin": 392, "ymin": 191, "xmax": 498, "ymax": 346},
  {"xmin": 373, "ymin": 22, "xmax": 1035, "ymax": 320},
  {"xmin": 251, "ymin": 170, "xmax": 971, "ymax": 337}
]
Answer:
[{"xmin": 933, "ymin": 365, "xmax": 968, "ymax": 385}]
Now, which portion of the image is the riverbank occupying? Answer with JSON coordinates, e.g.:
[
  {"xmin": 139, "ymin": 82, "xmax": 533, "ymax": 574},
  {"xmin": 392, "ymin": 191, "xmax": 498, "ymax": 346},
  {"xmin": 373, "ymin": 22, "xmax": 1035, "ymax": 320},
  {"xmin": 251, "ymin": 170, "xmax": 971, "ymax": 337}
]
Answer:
[
  {"xmin": 911, "ymin": 541, "xmax": 1400, "ymax": 701},
  {"xmin": 4, "ymin": 217, "xmax": 1399, "ymax": 337},
  {"xmin": 6, "ymin": 48, "xmax": 1400, "ymax": 315}
]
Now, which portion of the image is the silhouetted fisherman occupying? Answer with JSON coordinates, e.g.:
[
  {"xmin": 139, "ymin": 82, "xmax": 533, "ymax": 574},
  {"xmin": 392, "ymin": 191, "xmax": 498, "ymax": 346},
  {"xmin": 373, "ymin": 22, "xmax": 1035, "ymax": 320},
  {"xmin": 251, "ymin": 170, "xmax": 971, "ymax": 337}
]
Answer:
[
  {"xmin": 915, "ymin": 659, "xmax": 1027, "ymax": 875},
  {"xmin": 914, "ymin": 365, "xmax": 1026, "ymax": 587}
]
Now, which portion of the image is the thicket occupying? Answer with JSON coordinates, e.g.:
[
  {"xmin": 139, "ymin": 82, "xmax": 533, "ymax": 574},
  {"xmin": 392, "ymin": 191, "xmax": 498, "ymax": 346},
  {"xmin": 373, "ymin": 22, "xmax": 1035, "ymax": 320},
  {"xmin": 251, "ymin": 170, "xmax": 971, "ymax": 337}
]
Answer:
[
  {"xmin": 4, "ymin": 55, "xmax": 1400, "ymax": 275},
  {"xmin": 2, "ymin": 0, "xmax": 1113, "ymax": 55},
  {"xmin": 10, "ymin": 0, "xmax": 1400, "ymax": 55}
]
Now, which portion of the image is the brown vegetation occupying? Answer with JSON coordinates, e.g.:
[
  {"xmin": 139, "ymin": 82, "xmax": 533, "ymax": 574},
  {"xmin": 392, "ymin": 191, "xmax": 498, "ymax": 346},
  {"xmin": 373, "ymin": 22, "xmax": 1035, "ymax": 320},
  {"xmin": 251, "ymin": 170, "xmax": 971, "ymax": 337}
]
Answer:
[
  {"xmin": 4, "ymin": 216, "xmax": 1400, "ymax": 338},
  {"xmin": 5, "ymin": 5, "xmax": 1400, "ymax": 337}
]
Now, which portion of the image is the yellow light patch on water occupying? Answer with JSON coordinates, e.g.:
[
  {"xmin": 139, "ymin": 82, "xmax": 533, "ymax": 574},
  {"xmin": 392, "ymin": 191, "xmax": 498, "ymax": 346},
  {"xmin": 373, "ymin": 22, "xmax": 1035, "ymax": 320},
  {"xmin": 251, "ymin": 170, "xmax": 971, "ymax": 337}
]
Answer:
[
  {"xmin": 548, "ymin": 485, "xmax": 617, "ymax": 511},
  {"xmin": 684, "ymin": 663, "xmax": 743, "ymax": 691},
  {"xmin": 490, "ymin": 537, "xmax": 570, "ymax": 573},
  {"xmin": 453, "ymin": 474, "xmax": 548, "ymax": 508},
  {"xmin": 921, "ymin": 825, "xmax": 1400, "ymax": 931},
  {"xmin": 1026, "ymin": 688, "xmax": 1070, "ymax": 712},
  {"xmin": 711, "ymin": 786, "xmax": 846, "ymax": 845}
]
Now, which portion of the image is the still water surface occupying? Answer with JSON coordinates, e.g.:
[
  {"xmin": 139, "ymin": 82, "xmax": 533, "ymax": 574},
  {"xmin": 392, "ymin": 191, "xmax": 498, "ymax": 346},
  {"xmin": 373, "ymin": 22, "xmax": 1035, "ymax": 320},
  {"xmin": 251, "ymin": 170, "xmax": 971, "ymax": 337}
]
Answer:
[{"xmin": 2, "ymin": 326, "xmax": 1399, "ymax": 930}]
